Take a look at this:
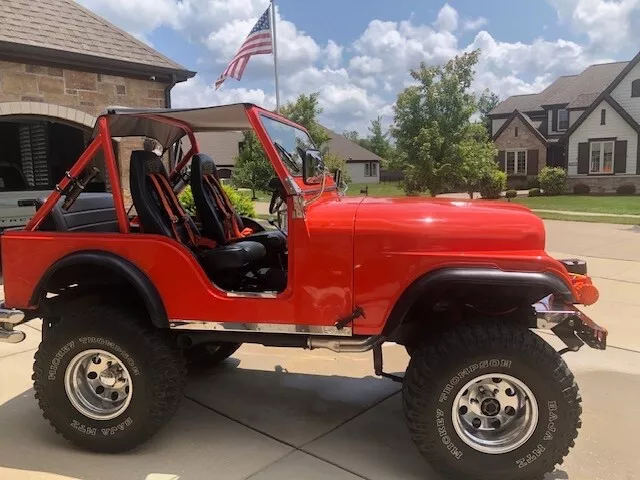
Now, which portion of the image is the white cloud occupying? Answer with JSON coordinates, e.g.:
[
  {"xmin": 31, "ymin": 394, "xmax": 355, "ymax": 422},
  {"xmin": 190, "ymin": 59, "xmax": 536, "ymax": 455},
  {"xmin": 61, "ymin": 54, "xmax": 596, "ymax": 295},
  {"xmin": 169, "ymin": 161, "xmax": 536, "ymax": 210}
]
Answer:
[
  {"xmin": 462, "ymin": 16, "xmax": 488, "ymax": 31},
  {"xmin": 548, "ymin": 0, "xmax": 640, "ymax": 52},
  {"xmin": 324, "ymin": 40, "xmax": 344, "ymax": 68},
  {"xmin": 434, "ymin": 3, "xmax": 459, "ymax": 32},
  {"xmin": 172, "ymin": 75, "xmax": 276, "ymax": 109}
]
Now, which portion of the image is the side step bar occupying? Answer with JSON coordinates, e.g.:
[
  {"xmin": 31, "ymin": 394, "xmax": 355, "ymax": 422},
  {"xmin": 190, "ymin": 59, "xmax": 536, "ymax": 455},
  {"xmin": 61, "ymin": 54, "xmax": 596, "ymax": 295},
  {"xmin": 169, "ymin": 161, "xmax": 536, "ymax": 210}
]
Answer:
[{"xmin": 0, "ymin": 305, "xmax": 26, "ymax": 344}]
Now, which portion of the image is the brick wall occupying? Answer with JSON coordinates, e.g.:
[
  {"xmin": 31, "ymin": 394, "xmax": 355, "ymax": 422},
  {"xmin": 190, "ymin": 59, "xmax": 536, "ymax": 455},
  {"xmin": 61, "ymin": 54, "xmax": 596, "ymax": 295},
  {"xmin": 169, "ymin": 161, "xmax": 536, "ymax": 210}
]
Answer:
[
  {"xmin": 0, "ymin": 59, "xmax": 169, "ymax": 199},
  {"xmin": 494, "ymin": 116, "xmax": 547, "ymax": 181},
  {"xmin": 566, "ymin": 175, "xmax": 640, "ymax": 193}
]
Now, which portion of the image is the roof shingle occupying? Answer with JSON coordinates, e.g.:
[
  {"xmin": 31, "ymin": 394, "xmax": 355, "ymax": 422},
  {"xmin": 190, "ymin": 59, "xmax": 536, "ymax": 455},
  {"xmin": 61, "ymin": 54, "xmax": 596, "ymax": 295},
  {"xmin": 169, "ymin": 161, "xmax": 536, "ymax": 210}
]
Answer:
[{"xmin": 0, "ymin": 0, "xmax": 190, "ymax": 73}]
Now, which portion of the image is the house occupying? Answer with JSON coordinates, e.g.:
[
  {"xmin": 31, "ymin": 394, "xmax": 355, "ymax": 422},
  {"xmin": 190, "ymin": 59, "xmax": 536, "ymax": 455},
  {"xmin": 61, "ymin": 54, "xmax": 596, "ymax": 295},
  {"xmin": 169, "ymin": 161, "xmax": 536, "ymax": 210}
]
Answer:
[
  {"xmin": 0, "ymin": 0, "xmax": 194, "ymax": 193},
  {"xmin": 488, "ymin": 61, "xmax": 630, "ymax": 191},
  {"xmin": 190, "ymin": 129, "xmax": 382, "ymax": 184}
]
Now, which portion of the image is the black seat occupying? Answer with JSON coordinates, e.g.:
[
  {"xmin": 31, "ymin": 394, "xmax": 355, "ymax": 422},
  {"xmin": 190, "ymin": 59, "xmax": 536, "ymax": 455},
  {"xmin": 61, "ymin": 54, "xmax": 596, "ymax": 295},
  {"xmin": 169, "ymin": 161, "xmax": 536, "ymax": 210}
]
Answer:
[
  {"xmin": 190, "ymin": 153, "xmax": 286, "ymax": 252},
  {"xmin": 129, "ymin": 150, "xmax": 265, "ymax": 275},
  {"xmin": 37, "ymin": 193, "xmax": 119, "ymax": 233}
]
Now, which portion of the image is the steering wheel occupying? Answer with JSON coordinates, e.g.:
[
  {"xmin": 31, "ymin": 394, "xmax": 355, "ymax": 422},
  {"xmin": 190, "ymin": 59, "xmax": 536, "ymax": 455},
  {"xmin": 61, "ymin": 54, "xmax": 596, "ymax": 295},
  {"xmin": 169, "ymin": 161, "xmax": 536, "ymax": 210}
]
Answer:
[
  {"xmin": 269, "ymin": 187, "xmax": 285, "ymax": 214},
  {"xmin": 268, "ymin": 177, "xmax": 286, "ymax": 214}
]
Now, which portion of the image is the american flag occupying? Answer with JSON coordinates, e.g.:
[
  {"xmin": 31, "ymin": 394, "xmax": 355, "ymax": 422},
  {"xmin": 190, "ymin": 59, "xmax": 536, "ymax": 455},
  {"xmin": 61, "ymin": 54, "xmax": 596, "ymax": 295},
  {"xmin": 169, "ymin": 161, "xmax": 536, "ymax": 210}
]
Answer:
[{"xmin": 215, "ymin": 7, "xmax": 273, "ymax": 90}]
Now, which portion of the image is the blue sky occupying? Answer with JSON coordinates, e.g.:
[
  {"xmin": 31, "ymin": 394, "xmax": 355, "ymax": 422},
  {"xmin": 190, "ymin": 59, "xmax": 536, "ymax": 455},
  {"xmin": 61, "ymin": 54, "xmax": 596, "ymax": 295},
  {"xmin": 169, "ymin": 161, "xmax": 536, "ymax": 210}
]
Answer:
[{"xmin": 80, "ymin": 0, "xmax": 640, "ymax": 134}]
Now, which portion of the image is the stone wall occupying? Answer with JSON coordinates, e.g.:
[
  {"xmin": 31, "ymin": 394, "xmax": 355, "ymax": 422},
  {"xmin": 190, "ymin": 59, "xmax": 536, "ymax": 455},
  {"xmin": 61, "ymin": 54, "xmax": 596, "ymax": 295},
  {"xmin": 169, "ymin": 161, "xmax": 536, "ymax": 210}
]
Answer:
[
  {"xmin": 566, "ymin": 175, "xmax": 640, "ymax": 194},
  {"xmin": 0, "ymin": 59, "xmax": 169, "ymax": 195}
]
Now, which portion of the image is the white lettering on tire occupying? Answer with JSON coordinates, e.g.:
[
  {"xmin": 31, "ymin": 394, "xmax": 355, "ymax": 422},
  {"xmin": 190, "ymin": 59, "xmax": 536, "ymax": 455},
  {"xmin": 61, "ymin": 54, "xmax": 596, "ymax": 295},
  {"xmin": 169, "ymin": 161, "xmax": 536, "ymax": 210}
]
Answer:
[
  {"xmin": 439, "ymin": 359, "xmax": 512, "ymax": 402},
  {"xmin": 436, "ymin": 409, "xmax": 463, "ymax": 459},
  {"xmin": 48, "ymin": 341, "xmax": 75, "ymax": 381},
  {"xmin": 100, "ymin": 416, "xmax": 134, "ymax": 436}
]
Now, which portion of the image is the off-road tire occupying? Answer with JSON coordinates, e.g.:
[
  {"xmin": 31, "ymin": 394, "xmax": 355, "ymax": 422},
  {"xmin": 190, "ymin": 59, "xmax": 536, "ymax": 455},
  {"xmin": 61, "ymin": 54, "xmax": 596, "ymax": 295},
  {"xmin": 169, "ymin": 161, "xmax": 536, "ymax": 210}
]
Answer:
[
  {"xmin": 32, "ymin": 299, "xmax": 186, "ymax": 453},
  {"xmin": 403, "ymin": 324, "xmax": 581, "ymax": 480},
  {"xmin": 184, "ymin": 342, "xmax": 242, "ymax": 372}
]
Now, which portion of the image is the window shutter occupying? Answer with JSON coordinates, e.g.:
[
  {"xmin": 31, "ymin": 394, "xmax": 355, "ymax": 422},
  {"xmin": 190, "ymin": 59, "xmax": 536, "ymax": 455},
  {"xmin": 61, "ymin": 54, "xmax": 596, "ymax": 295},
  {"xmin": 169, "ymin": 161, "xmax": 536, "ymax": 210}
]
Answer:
[
  {"xmin": 614, "ymin": 140, "xmax": 627, "ymax": 174},
  {"xmin": 497, "ymin": 150, "xmax": 505, "ymax": 171},
  {"xmin": 527, "ymin": 149, "xmax": 539, "ymax": 175},
  {"xmin": 577, "ymin": 143, "xmax": 589, "ymax": 174}
]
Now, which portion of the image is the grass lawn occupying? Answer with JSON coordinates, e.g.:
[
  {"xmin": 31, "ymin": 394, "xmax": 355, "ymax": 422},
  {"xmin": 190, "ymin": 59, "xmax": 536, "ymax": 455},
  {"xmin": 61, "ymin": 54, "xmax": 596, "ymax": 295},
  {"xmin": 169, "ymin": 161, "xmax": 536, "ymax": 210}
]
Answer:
[
  {"xmin": 513, "ymin": 195, "xmax": 640, "ymax": 215},
  {"xmin": 536, "ymin": 211, "xmax": 640, "ymax": 225},
  {"xmin": 346, "ymin": 182, "xmax": 419, "ymax": 197}
]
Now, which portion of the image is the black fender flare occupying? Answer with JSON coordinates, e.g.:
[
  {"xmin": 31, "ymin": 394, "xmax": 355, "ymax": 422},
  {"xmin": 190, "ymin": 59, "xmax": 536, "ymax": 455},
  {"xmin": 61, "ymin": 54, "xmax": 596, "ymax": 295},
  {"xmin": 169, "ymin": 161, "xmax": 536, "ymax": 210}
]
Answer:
[
  {"xmin": 31, "ymin": 250, "xmax": 168, "ymax": 328},
  {"xmin": 382, "ymin": 268, "xmax": 574, "ymax": 336}
]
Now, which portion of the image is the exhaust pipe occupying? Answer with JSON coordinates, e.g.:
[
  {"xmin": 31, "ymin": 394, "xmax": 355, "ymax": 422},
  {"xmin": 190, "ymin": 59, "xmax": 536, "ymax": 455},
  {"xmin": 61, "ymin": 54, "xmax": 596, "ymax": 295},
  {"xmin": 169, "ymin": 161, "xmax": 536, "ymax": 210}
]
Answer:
[
  {"xmin": 0, "ymin": 305, "xmax": 26, "ymax": 344},
  {"xmin": 307, "ymin": 335, "xmax": 384, "ymax": 353}
]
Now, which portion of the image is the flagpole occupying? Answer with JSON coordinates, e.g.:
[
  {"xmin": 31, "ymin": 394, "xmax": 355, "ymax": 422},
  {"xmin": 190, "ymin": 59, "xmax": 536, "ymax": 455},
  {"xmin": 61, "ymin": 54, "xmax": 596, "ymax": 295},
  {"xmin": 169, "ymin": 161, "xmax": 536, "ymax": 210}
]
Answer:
[{"xmin": 270, "ymin": 0, "xmax": 281, "ymax": 112}]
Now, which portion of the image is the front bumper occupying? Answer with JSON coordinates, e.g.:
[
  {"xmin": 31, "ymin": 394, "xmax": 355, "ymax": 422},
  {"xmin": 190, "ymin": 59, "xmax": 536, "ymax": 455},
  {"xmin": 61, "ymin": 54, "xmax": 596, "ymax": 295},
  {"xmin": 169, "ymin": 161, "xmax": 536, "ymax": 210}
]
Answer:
[
  {"xmin": 534, "ymin": 294, "xmax": 607, "ymax": 350},
  {"xmin": 0, "ymin": 304, "xmax": 25, "ymax": 344}
]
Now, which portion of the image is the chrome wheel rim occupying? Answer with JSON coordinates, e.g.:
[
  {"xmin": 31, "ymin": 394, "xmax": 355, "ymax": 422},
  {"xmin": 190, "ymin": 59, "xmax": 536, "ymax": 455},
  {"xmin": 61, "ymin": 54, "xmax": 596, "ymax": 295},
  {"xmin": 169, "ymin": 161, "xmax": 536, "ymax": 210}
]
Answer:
[
  {"xmin": 451, "ymin": 373, "xmax": 538, "ymax": 454},
  {"xmin": 64, "ymin": 349, "xmax": 133, "ymax": 421}
]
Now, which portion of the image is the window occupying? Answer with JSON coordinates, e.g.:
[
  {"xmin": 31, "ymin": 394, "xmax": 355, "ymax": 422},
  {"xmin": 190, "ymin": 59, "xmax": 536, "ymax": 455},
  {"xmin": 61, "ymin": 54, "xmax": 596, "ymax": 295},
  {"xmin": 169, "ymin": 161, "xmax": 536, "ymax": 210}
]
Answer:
[
  {"xmin": 514, "ymin": 127, "xmax": 518, "ymax": 137},
  {"xmin": 364, "ymin": 162, "xmax": 378, "ymax": 177},
  {"xmin": 589, "ymin": 140, "xmax": 614, "ymax": 174},
  {"xmin": 259, "ymin": 114, "xmax": 316, "ymax": 177},
  {"xmin": 505, "ymin": 150, "xmax": 527, "ymax": 175},
  {"xmin": 557, "ymin": 109, "xmax": 569, "ymax": 131},
  {"xmin": 600, "ymin": 109, "xmax": 606, "ymax": 125},
  {"xmin": 632, "ymin": 79, "xmax": 640, "ymax": 97}
]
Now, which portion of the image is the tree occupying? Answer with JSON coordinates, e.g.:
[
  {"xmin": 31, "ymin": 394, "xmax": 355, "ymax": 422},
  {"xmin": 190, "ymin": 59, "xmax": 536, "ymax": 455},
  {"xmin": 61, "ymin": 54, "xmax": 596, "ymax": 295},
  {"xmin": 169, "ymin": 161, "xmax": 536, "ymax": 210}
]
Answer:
[
  {"xmin": 391, "ymin": 50, "xmax": 485, "ymax": 196},
  {"xmin": 280, "ymin": 93, "xmax": 330, "ymax": 151},
  {"xmin": 477, "ymin": 89, "xmax": 500, "ymax": 137},
  {"xmin": 231, "ymin": 131, "xmax": 274, "ymax": 199},
  {"xmin": 457, "ymin": 122, "xmax": 498, "ymax": 198},
  {"xmin": 367, "ymin": 116, "xmax": 393, "ymax": 160},
  {"xmin": 342, "ymin": 130, "xmax": 360, "ymax": 142},
  {"xmin": 323, "ymin": 152, "xmax": 351, "ymax": 183}
]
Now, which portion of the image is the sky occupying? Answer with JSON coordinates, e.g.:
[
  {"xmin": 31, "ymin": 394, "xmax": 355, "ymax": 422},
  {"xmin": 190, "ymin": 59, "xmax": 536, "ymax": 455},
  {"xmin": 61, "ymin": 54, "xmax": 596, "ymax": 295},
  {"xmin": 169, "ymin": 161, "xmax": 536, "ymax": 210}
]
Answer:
[{"xmin": 78, "ymin": 0, "xmax": 640, "ymax": 135}]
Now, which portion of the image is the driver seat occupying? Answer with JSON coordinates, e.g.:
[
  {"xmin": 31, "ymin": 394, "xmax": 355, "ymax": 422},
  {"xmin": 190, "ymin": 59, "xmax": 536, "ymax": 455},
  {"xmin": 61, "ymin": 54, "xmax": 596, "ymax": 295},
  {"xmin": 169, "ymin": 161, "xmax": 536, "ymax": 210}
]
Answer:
[{"xmin": 190, "ymin": 153, "xmax": 285, "ymax": 252}]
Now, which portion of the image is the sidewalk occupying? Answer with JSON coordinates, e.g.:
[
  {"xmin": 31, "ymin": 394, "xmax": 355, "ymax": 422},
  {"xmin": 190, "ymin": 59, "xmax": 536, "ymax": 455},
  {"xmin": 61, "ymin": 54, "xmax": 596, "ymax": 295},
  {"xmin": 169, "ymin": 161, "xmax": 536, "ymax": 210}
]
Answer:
[{"xmin": 532, "ymin": 208, "xmax": 640, "ymax": 218}]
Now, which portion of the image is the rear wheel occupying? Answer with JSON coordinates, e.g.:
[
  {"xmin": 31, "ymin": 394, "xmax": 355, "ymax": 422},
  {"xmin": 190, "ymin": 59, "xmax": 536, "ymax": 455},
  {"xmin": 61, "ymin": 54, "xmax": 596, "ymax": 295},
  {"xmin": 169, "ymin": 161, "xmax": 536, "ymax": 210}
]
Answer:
[
  {"xmin": 184, "ymin": 342, "xmax": 242, "ymax": 371},
  {"xmin": 403, "ymin": 324, "xmax": 581, "ymax": 480},
  {"xmin": 33, "ymin": 299, "xmax": 186, "ymax": 452}
]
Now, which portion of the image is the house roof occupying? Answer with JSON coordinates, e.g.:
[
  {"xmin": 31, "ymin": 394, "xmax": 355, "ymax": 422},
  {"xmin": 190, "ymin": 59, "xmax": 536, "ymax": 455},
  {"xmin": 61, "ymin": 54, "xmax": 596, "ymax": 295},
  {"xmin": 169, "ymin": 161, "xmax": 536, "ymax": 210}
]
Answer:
[
  {"xmin": 566, "ymin": 93, "xmax": 600, "ymax": 109},
  {"xmin": 564, "ymin": 51, "xmax": 640, "ymax": 139},
  {"xmin": 325, "ymin": 130, "xmax": 382, "ymax": 161},
  {"xmin": 492, "ymin": 110, "xmax": 548, "ymax": 145},
  {"xmin": 489, "ymin": 75, "xmax": 577, "ymax": 115},
  {"xmin": 542, "ymin": 61, "xmax": 628, "ymax": 106},
  {"xmin": 0, "ymin": 0, "xmax": 195, "ymax": 81}
]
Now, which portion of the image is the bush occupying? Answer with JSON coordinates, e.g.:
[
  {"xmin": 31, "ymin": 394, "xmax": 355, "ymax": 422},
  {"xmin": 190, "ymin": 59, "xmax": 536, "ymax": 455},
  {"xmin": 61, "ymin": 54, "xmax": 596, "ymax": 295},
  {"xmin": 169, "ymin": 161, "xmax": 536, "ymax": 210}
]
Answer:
[
  {"xmin": 573, "ymin": 183, "xmax": 590, "ymax": 195},
  {"xmin": 528, "ymin": 188, "xmax": 542, "ymax": 197},
  {"xmin": 538, "ymin": 166, "xmax": 567, "ymax": 196},
  {"xmin": 526, "ymin": 177, "xmax": 540, "ymax": 189},
  {"xmin": 179, "ymin": 184, "xmax": 256, "ymax": 218},
  {"xmin": 616, "ymin": 183, "xmax": 637, "ymax": 195},
  {"xmin": 478, "ymin": 170, "xmax": 507, "ymax": 199},
  {"xmin": 505, "ymin": 189, "xmax": 518, "ymax": 201}
]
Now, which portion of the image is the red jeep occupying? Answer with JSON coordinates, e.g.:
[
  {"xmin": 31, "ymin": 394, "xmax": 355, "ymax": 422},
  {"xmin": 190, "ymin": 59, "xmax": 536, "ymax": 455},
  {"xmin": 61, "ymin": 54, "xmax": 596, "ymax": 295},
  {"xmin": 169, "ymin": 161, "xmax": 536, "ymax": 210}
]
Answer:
[{"xmin": 0, "ymin": 104, "xmax": 606, "ymax": 480}]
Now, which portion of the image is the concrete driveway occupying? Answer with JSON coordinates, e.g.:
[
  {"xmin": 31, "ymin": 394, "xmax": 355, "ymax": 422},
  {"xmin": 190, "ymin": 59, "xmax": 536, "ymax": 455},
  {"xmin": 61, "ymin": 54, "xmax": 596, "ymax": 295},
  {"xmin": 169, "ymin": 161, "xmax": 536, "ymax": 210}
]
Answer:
[{"xmin": 1, "ymin": 219, "xmax": 639, "ymax": 480}]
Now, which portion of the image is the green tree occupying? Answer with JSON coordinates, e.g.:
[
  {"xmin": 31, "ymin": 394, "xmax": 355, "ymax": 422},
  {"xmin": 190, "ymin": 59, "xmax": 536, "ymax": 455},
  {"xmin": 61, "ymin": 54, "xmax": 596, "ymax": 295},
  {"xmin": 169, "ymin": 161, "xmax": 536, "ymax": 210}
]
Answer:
[
  {"xmin": 342, "ymin": 130, "xmax": 360, "ymax": 142},
  {"xmin": 323, "ymin": 152, "xmax": 351, "ymax": 183},
  {"xmin": 367, "ymin": 116, "xmax": 393, "ymax": 160},
  {"xmin": 231, "ymin": 131, "xmax": 273, "ymax": 199},
  {"xmin": 458, "ymin": 122, "xmax": 499, "ymax": 198},
  {"xmin": 477, "ymin": 89, "xmax": 500, "ymax": 137},
  {"xmin": 391, "ymin": 50, "xmax": 482, "ymax": 196},
  {"xmin": 280, "ymin": 93, "xmax": 331, "ymax": 151}
]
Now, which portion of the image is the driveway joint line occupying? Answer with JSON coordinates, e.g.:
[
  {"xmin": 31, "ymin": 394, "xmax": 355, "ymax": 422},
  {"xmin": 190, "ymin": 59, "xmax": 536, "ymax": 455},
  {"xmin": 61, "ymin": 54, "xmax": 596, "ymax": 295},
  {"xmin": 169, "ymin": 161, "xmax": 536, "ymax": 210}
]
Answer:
[{"xmin": 0, "ymin": 348, "xmax": 37, "ymax": 360}]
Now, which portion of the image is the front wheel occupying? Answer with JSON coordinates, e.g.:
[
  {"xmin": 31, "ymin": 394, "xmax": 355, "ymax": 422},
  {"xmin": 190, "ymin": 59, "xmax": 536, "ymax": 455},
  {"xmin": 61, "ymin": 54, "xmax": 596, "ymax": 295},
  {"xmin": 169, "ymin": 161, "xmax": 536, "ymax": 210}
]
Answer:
[
  {"xmin": 403, "ymin": 324, "xmax": 581, "ymax": 480},
  {"xmin": 32, "ymin": 299, "xmax": 186, "ymax": 452}
]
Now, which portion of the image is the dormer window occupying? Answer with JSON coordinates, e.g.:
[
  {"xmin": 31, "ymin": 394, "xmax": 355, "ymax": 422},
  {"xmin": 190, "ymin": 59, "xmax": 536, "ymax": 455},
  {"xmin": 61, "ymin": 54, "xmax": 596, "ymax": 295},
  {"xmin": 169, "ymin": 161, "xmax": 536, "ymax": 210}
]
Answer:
[
  {"xmin": 557, "ymin": 109, "xmax": 569, "ymax": 131},
  {"xmin": 632, "ymin": 79, "xmax": 640, "ymax": 97},
  {"xmin": 514, "ymin": 127, "xmax": 518, "ymax": 137}
]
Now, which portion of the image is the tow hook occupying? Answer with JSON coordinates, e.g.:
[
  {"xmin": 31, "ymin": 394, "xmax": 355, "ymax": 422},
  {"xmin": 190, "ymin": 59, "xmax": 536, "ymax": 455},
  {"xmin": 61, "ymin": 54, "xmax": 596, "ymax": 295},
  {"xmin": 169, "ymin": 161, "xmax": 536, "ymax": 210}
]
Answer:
[{"xmin": 0, "ymin": 304, "xmax": 26, "ymax": 344}]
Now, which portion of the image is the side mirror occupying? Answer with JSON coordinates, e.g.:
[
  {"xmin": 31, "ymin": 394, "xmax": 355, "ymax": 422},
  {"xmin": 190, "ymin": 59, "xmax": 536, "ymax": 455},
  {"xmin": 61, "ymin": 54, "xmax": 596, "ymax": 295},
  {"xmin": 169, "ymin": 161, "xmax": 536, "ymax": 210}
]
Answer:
[{"xmin": 302, "ymin": 149, "xmax": 325, "ymax": 185}]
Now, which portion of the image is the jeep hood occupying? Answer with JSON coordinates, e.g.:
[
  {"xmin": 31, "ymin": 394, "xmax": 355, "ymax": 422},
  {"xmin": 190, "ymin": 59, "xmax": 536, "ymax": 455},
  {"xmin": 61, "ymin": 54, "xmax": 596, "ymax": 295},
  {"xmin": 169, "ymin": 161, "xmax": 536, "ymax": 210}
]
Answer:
[{"xmin": 354, "ymin": 196, "xmax": 546, "ymax": 253}]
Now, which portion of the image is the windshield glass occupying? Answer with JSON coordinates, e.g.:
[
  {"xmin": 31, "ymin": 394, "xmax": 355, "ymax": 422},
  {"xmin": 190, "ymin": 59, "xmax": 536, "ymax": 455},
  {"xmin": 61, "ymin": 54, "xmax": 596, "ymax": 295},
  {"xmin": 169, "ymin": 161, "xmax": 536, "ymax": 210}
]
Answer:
[{"xmin": 260, "ymin": 114, "xmax": 316, "ymax": 177}]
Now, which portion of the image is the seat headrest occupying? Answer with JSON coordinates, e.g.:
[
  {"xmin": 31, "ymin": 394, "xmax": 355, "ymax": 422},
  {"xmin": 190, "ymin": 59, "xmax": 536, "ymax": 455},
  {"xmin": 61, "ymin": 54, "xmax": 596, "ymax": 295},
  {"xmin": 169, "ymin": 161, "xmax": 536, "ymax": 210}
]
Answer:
[
  {"xmin": 130, "ymin": 150, "xmax": 167, "ymax": 176},
  {"xmin": 192, "ymin": 153, "xmax": 218, "ymax": 178}
]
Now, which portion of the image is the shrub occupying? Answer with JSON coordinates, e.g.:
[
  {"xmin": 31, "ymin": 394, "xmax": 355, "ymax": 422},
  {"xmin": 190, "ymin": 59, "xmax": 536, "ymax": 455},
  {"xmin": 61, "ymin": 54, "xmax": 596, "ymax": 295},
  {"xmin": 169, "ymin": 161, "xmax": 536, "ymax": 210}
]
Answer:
[
  {"xmin": 538, "ymin": 166, "xmax": 567, "ymax": 196},
  {"xmin": 573, "ymin": 183, "xmax": 590, "ymax": 195},
  {"xmin": 179, "ymin": 184, "xmax": 256, "ymax": 218},
  {"xmin": 478, "ymin": 170, "xmax": 507, "ymax": 199},
  {"xmin": 505, "ymin": 189, "xmax": 518, "ymax": 201},
  {"xmin": 528, "ymin": 188, "xmax": 542, "ymax": 197},
  {"xmin": 616, "ymin": 183, "xmax": 637, "ymax": 195},
  {"xmin": 526, "ymin": 177, "xmax": 540, "ymax": 189}
]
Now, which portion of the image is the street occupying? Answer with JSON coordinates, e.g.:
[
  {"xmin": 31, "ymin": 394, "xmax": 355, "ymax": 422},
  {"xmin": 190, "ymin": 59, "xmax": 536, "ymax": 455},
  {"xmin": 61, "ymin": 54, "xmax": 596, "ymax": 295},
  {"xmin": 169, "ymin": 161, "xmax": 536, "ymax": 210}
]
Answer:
[{"xmin": 0, "ymin": 219, "xmax": 638, "ymax": 480}]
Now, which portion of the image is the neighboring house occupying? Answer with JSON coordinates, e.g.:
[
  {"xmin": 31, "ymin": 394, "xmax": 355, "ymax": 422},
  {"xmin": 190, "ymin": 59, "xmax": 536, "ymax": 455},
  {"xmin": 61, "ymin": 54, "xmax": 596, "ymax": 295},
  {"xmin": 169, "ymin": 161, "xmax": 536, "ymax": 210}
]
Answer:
[
  {"xmin": 0, "ymin": 0, "xmax": 194, "ymax": 205},
  {"xmin": 190, "ymin": 129, "xmax": 382, "ymax": 184},
  {"xmin": 488, "ymin": 61, "xmax": 629, "ymax": 191}
]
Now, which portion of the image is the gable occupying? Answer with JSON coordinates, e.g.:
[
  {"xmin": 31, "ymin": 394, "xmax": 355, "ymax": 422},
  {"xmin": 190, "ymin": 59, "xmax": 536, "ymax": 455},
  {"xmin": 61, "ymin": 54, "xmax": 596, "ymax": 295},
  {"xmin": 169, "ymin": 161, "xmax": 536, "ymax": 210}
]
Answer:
[
  {"xmin": 611, "ymin": 60, "xmax": 640, "ymax": 124},
  {"xmin": 493, "ymin": 111, "xmax": 546, "ymax": 147}
]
